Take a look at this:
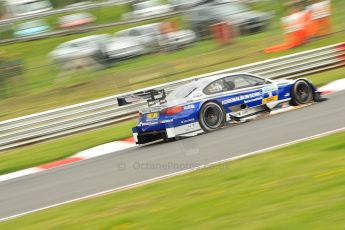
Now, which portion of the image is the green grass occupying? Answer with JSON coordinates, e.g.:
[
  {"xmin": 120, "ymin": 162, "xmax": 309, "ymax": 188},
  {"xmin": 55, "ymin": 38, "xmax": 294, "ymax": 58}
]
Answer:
[
  {"xmin": 0, "ymin": 119, "xmax": 136, "ymax": 176},
  {"xmin": 0, "ymin": 0, "xmax": 344, "ymax": 120},
  {"xmin": 1, "ymin": 131, "xmax": 345, "ymax": 229},
  {"xmin": 307, "ymin": 68, "xmax": 345, "ymax": 87},
  {"xmin": 0, "ymin": 68, "xmax": 344, "ymax": 176}
]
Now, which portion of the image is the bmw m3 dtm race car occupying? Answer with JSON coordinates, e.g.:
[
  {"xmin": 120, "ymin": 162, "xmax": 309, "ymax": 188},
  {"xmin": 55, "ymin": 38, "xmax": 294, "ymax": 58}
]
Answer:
[{"xmin": 132, "ymin": 73, "xmax": 322, "ymax": 145}]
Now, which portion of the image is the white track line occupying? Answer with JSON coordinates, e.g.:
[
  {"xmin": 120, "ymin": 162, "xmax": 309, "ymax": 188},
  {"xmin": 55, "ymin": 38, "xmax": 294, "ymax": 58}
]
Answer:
[{"xmin": 1, "ymin": 126, "xmax": 345, "ymax": 222}]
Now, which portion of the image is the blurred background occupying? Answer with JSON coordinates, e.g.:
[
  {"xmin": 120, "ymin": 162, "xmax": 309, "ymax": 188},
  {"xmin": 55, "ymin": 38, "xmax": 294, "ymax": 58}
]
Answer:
[{"xmin": 0, "ymin": 0, "xmax": 344, "ymax": 120}]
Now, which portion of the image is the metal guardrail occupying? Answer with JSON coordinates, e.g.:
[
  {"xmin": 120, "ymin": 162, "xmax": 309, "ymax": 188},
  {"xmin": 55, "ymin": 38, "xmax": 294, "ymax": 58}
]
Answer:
[{"xmin": 0, "ymin": 42, "xmax": 344, "ymax": 151}]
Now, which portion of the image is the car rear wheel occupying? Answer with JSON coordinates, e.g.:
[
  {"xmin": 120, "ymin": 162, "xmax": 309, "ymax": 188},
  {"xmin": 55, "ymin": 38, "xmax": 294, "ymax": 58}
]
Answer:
[
  {"xmin": 291, "ymin": 80, "xmax": 313, "ymax": 105},
  {"xmin": 199, "ymin": 102, "xmax": 225, "ymax": 132}
]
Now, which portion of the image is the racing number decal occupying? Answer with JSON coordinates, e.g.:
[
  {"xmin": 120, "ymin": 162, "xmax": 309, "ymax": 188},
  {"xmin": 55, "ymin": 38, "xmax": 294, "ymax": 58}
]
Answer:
[{"xmin": 147, "ymin": 112, "xmax": 159, "ymax": 119}]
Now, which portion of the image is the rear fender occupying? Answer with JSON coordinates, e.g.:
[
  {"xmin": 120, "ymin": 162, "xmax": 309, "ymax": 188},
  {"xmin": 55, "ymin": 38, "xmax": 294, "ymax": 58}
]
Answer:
[{"xmin": 197, "ymin": 99, "xmax": 227, "ymax": 121}]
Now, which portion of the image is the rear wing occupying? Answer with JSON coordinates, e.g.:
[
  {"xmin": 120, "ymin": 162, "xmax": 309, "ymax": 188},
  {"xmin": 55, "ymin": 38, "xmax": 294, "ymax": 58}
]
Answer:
[
  {"xmin": 117, "ymin": 89, "xmax": 167, "ymax": 107},
  {"xmin": 147, "ymin": 89, "xmax": 167, "ymax": 106}
]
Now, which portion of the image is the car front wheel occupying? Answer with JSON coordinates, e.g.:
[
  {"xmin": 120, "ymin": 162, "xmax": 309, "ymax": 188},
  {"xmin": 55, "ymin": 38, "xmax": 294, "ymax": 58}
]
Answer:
[{"xmin": 291, "ymin": 80, "xmax": 313, "ymax": 105}]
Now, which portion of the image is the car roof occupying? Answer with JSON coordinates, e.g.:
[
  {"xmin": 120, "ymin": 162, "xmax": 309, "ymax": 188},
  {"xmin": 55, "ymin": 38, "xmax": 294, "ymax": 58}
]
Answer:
[
  {"xmin": 118, "ymin": 23, "xmax": 161, "ymax": 32},
  {"xmin": 190, "ymin": 72, "xmax": 259, "ymax": 88},
  {"xmin": 63, "ymin": 34, "xmax": 108, "ymax": 44},
  {"xmin": 165, "ymin": 72, "xmax": 260, "ymax": 102},
  {"xmin": 169, "ymin": 73, "xmax": 259, "ymax": 95}
]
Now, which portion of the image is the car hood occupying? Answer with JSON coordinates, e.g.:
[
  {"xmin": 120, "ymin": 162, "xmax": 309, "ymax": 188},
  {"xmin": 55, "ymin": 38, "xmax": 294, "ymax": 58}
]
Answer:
[
  {"xmin": 49, "ymin": 47, "xmax": 98, "ymax": 59},
  {"xmin": 275, "ymin": 79, "xmax": 295, "ymax": 85}
]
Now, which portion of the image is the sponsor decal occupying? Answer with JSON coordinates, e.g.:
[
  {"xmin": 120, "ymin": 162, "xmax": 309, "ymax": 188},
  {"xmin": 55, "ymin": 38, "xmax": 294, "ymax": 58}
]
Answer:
[
  {"xmin": 184, "ymin": 104, "xmax": 195, "ymax": 110},
  {"xmin": 244, "ymin": 96, "xmax": 263, "ymax": 104},
  {"xmin": 222, "ymin": 92, "xmax": 261, "ymax": 105},
  {"xmin": 187, "ymin": 123, "xmax": 195, "ymax": 130},
  {"xmin": 181, "ymin": 118, "xmax": 195, "ymax": 124},
  {"xmin": 262, "ymin": 95, "xmax": 278, "ymax": 104},
  {"xmin": 160, "ymin": 119, "xmax": 173, "ymax": 124},
  {"xmin": 139, "ymin": 121, "xmax": 159, "ymax": 126},
  {"xmin": 262, "ymin": 85, "xmax": 278, "ymax": 93}
]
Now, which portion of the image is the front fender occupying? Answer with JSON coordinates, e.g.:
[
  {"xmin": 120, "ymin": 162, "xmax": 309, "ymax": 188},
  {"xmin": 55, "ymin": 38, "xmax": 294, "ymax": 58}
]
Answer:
[{"xmin": 294, "ymin": 78, "xmax": 322, "ymax": 102}]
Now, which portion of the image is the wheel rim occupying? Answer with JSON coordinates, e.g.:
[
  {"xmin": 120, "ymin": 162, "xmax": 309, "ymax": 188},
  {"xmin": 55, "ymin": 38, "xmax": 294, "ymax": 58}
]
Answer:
[
  {"xmin": 296, "ymin": 82, "xmax": 311, "ymax": 103},
  {"xmin": 202, "ymin": 105, "xmax": 222, "ymax": 129}
]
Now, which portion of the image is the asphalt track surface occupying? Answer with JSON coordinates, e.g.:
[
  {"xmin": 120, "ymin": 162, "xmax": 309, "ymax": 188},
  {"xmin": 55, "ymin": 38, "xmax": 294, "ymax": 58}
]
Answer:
[{"xmin": 1, "ymin": 91, "xmax": 345, "ymax": 220}]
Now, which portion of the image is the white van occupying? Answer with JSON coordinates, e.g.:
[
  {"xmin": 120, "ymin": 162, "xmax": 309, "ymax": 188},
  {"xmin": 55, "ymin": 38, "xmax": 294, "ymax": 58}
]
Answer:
[{"xmin": 3, "ymin": 0, "xmax": 53, "ymax": 17}]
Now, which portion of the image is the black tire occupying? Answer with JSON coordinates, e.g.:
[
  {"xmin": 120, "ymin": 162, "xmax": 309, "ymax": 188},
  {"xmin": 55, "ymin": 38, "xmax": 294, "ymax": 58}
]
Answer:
[
  {"xmin": 291, "ymin": 80, "xmax": 313, "ymax": 105},
  {"xmin": 199, "ymin": 102, "xmax": 225, "ymax": 132}
]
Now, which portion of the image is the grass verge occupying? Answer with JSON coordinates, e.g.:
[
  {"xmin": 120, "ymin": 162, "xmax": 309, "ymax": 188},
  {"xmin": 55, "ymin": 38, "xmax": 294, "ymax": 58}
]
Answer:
[
  {"xmin": 307, "ymin": 68, "xmax": 345, "ymax": 87},
  {"xmin": 0, "ymin": 68, "xmax": 344, "ymax": 176},
  {"xmin": 1, "ymin": 131, "xmax": 345, "ymax": 229}
]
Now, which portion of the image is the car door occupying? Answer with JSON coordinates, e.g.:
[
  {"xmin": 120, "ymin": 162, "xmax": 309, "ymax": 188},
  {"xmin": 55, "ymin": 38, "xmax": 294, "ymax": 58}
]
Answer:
[
  {"xmin": 222, "ymin": 74, "xmax": 262, "ymax": 109},
  {"xmin": 245, "ymin": 75, "xmax": 279, "ymax": 108},
  {"xmin": 220, "ymin": 74, "xmax": 275, "ymax": 119},
  {"xmin": 203, "ymin": 77, "xmax": 248, "ymax": 121},
  {"xmin": 131, "ymin": 27, "xmax": 155, "ymax": 53},
  {"xmin": 144, "ymin": 25, "xmax": 162, "ymax": 52}
]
